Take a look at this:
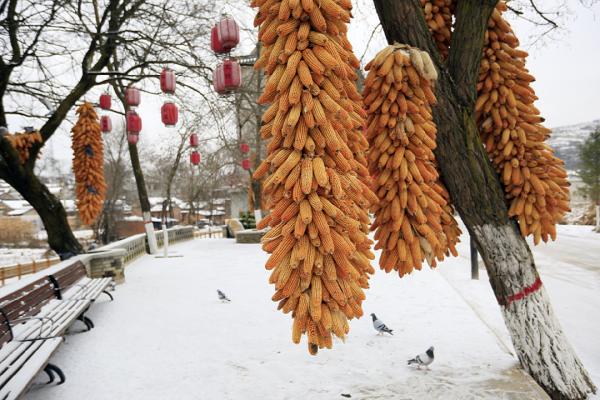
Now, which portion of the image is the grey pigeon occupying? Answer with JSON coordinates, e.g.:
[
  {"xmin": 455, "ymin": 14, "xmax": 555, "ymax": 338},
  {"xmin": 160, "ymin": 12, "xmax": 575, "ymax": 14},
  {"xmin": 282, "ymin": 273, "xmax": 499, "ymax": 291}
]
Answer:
[
  {"xmin": 217, "ymin": 289, "xmax": 230, "ymax": 302},
  {"xmin": 370, "ymin": 313, "xmax": 393, "ymax": 335},
  {"xmin": 408, "ymin": 346, "xmax": 435, "ymax": 368}
]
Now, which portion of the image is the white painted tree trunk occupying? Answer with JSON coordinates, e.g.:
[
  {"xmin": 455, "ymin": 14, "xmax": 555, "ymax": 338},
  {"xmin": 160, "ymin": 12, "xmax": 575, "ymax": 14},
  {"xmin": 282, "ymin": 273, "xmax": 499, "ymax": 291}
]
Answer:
[
  {"xmin": 162, "ymin": 223, "xmax": 169, "ymax": 257},
  {"xmin": 471, "ymin": 224, "xmax": 596, "ymax": 400},
  {"xmin": 595, "ymin": 205, "xmax": 599, "ymax": 233},
  {"xmin": 254, "ymin": 209, "xmax": 263, "ymax": 226},
  {"xmin": 144, "ymin": 212, "xmax": 158, "ymax": 254}
]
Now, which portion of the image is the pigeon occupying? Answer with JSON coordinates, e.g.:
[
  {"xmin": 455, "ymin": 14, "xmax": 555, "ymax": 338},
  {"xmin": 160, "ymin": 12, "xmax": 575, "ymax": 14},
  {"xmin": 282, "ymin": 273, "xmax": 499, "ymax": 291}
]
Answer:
[
  {"xmin": 217, "ymin": 289, "xmax": 231, "ymax": 302},
  {"xmin": 370, "ymin": 313, "xmax": 393, "ymax": 335},
  {"xmin": 408, "ymin": 346, "xmax": 435, "ymax": 368}
]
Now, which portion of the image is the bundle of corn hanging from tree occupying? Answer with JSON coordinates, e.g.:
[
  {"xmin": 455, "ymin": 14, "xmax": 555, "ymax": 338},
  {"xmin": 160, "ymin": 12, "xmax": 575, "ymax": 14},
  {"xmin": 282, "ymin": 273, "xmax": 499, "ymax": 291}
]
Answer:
[
  {"xmin": 420, "ymin": 0, "xmax": 454, "ymax": 59},
  {"xmin": 364, "ymin": 44, "xmax": 460, "ymax": 277},
  {"xmin": 476, "ymin": 2, "xmax": 570, "ymax": 244},
  {"xmin": 251, "ymin": 0, "xmax": 377, "ymax": 355},
  {"xmin": 5, "ymin": 131, "xmax": 42, "ymax": 164},
  {"xmin": 71, "ymin": 102, "xmax": 106, "ymax": 226}
]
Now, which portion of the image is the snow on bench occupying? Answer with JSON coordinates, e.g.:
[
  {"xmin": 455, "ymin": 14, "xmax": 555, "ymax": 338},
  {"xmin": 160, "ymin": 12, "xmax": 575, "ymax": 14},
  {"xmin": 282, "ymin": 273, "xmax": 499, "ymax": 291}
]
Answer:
[{"xmin": 0, "ymin": 260, "xmax": 114, "ymax": 400}]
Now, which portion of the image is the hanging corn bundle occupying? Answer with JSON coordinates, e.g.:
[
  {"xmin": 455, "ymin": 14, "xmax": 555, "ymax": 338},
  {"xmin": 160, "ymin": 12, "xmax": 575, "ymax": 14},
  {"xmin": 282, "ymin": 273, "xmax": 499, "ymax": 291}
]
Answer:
[
  {"xmin": 476, "ymin": 2, "xmax": 570, "ymax": 244},
  {"xmin": 420, "ymin": 0, "xmax": 454, "ymax": 58},
  {"xmin": 364, "ymin": 44, "xmax": 460, "ymax": 276},
  {"xmin": 71, "ymin": 102, "xmax": 106, "ymax": 226},
  {"xmin": 329, "ymin": 0, "xmax": 372, "ymax": 194},
  {"xmin": 251, "ymin": 0, "xmax": 376, "ymax": 355},
  {"xmin": 5, "ymin": 131, "xmax": 42, "ymax": 164}
]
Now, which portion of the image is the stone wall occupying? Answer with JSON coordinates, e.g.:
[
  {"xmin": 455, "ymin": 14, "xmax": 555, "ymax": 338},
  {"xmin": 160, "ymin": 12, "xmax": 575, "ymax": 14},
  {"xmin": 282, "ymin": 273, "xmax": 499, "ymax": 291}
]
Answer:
[{"xmin": 85, "ymin": 249, "xmax": 126, "ymax": 284}]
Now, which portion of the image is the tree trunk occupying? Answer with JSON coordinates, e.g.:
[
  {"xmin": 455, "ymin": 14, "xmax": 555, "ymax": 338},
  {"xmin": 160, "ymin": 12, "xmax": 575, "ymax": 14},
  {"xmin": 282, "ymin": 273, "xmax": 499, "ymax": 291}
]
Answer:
[
  {"xmin": 162, "ymin": 139, "xmax": 184, "ymax": 224},
  {"xmin": 373, "ymin": 1, "xmax": 596, "ymax": 398},
  {"xmin": 2, "ymin": 167, "xmax": 82, "ymax": 259},
  {"xmin": 128, "ymin": 141, "xmax": 157, "ymax": 253},
  {"xmin": 253, "ymin": 59, "xmax": 265, "ymax": 216}
]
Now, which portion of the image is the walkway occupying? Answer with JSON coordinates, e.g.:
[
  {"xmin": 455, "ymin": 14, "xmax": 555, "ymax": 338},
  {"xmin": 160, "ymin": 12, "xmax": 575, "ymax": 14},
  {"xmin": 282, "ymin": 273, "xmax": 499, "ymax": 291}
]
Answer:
[{"xmin": 25, "ymin": 236, "xmax": 568, "ymax": 399}]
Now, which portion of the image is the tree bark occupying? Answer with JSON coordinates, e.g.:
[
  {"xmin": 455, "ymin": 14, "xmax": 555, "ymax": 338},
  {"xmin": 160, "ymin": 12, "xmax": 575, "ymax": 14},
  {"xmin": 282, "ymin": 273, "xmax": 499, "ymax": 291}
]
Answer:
[
  {"xmin": 128, "ymin": 142, "xmax": 151, "ymax": 212},
  {"xmin": 373, "ymin": 1, "xmax": 596, "ymax": 398},
  {"xmin": 110, "ymin": 70, "xmax": 157, "ymax": 252},
  {"xmin": 128, "ymin": 140, "xmax": 158, "ymax": 253},
  {"xmin": 253, "ymin": 60, "xmax": 265, "ymax": 216},
  {"xmin": 0, "ymin": 163, "xmax": 82, "ymax": 259},
  {"xmin": 161, "ymin": 134, "xmax": 186, "ymax": 222}
]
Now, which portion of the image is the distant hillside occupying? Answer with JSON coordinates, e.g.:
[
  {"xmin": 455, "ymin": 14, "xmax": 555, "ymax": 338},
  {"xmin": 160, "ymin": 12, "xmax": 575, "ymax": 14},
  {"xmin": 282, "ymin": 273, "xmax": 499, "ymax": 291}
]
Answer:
[{"xmin": 548, "ymin": 119, "xmax": 600, "ymax": 171}]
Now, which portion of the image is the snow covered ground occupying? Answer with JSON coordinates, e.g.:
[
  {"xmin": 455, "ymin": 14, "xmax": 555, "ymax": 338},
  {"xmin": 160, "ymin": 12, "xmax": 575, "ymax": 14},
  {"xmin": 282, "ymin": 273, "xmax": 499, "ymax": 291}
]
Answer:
[
  {"xmin": 35, "ymin": 229, "xmax": 94, "ymax": 241},
  {"xmin": 440, "ymin": 224, "xmax": 600, "ymax": 399},
  {"xmin": 22, "ymin": 225, "xmax": 599, "ymax": 400},
  {"xmin": 0, "ymin": 247, "xmax": 52, "ymax": 267}
]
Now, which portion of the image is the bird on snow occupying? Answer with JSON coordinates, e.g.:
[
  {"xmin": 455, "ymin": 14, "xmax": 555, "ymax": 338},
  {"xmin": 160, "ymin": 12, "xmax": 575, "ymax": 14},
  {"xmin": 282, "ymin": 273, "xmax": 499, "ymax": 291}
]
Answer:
[
  {"xmin": 408, "ymin": 346, "xmax": 435, "ymax": 368},
  {"xmin": 370, "ymin": 313, "xmax": 393, "ymax": 335},
  {"xmin": 217, "ymin": 289, "xmax": 231, "ymax": 302}
]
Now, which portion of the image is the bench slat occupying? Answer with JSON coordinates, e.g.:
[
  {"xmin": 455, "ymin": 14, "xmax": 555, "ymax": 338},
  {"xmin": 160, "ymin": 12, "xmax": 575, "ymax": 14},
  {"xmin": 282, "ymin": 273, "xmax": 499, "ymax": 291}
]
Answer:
[
  {"xmin": 0, "ymin": 259, "xmax": 114, "ymax": 399},
  {"xmin": 0, "ymin": 338, "xmax": 62, "ymax": 399}
]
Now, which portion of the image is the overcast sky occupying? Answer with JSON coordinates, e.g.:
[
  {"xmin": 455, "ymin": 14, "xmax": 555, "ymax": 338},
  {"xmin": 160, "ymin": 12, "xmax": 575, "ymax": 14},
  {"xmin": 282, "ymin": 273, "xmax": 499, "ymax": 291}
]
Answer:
[{"xmin": 19, "ymin": 1, "xmax": 600, "ymax": 166}]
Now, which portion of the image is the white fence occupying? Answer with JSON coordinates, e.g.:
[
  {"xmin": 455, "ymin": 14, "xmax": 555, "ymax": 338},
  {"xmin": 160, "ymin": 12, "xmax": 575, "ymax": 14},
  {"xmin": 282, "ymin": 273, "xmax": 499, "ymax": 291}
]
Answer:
[{"xmin": 0, "ymin": 225, "xmax": 218, "ymax": 286}]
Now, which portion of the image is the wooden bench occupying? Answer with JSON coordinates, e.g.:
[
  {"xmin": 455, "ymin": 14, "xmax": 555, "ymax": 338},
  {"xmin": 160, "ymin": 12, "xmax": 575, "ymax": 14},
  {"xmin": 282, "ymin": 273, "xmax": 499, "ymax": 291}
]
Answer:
[{"xmin": 0, "ymin": 261, "xmax": 114, "ymax": 399}]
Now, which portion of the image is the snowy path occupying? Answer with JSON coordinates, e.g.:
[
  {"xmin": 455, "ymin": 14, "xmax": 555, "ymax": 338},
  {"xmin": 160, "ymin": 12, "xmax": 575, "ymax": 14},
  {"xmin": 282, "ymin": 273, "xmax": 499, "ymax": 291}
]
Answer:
[
  {"xmin": 24, "ymin": 237, "xmax": 549, "ymax": 400},
  {"xmin": 529, "ymin": 225, "xmax": 600, "ymax": 392},
  {"xmin": 439, "ymin": 224, "xmax": 600, "ymax": 398}
]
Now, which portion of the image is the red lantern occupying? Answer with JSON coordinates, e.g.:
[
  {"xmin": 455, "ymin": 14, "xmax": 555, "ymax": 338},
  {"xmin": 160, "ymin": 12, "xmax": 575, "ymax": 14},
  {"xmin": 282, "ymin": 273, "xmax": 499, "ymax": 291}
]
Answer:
[
  {"xmin": 125, "ymin": 86, "xmax": 140, "ymax": 107},
  {"xmin": 241, "ymin": 158, "xmax": 251, "ymax": 170},
  {"xmin": 211, "ymin": 25, "xmax": 225, "ymax": 53},
  {"xmin": 127, "ymin": 133, "xmax": 139, "ymax": 145},
  {"xmin": 161, "ymin": 102, "xmax": 178, "ymax": 126},
  {"xmin": 99, "ymin": 93, "xmax": 111, "ymax": 110},
  {"xmin": 160, "ymin": 68, "xmax": 176, "ymax": 94},
  {"xmin": 213, "ymin": 59, "xmax": 242, "ymax": 94},
  {"xmin": 212, "ymin": 64, "xmax": 222, "ymax": 93},
  {"xmin": 191, "ymin": 150, "xmax": 201, "ymax": 165},
  {"xmin": 240, "ymin": 142, "xmax": 250, "ymax": 153},
  {"xmin": 216, "ymin": 17, "xmax": 240, "ymax": 52},
  {"xmin": 190, "ymin": 133, "xmax": 199, "ymax": 147},
  {"xmin": 126, "ymin": 110, "xmax": 142, "ymax": 134},
  {"xmin": 100, "ymin": 115, "xmax": 112, "ymax": 133}
]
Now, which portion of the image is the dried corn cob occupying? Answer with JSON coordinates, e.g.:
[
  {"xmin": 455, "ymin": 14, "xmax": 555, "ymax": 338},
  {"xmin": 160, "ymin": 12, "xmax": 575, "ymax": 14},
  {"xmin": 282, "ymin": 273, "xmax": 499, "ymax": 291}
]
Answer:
[
  {"xmin": 71, "ymin": 102, "xmax": 106, "ymax": 226},
  {"xmin": 252, "ymin": 0, "xmax": 375, "ymax": 355},
  {"xmin": 476, "ymin": 2, "xmax": 570, "ymax": 244},
  {"xmin": 5, "ymin": 131, "xmax": 42, "ymax": 164},
  {"xmin": 420, "ymin": 0, "xmax": 454, "ymax": 58},
  {"xmin": 364, "ymin": 44, "xmax": 461, "ymax": 277}
]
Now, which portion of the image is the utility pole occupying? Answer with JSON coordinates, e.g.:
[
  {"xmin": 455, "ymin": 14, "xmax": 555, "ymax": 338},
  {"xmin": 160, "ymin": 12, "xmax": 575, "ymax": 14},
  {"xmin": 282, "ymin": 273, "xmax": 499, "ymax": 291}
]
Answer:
[{"xmin": 470, "ymin": 236, "xmax": 479, "ymax": 280}]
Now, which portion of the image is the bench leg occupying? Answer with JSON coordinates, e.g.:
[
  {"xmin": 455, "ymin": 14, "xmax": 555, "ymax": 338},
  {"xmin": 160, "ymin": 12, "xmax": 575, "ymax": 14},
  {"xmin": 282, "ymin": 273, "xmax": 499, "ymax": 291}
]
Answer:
[
  {"xmin": 77, "ymin": 314, "xmax": 94, "ymax": 331},
  {"xmin": 102, "ymin": 290, "xmax": 114, "ymax": 301},
  {"xmin": 44, "ymin": 363, "xmax": 66, "ymax": 385},
  {"xmin": 84, "ymin": 316, "xmax": 94, "ymax": 329}
]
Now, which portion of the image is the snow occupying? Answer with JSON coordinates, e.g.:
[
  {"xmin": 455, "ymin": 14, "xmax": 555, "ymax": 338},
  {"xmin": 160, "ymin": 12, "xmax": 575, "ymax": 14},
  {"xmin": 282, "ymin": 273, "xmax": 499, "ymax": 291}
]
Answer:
[
  {"xmin": 124, "ymin": 215, "xmax": 144, "ymax": 222},
  {"xmin": 35, "ymin": 229, "xmax": 93, "ymax": 241},
  {"xmin": 6, "ymin": 208, "xmax": 33, "ymax": 216},
  {"xmin": 546, "ymin": 119, "xmax": 600, "ymax": 173},
  {"xmin": 439, "ymin": 223, "xmax": 600, "ymax": 398},
  {"xmin": 23, "ymin": 235, "xmax": 577, "ymax": 400},
  {"xmin": 0, "ymin": 247, "xmax": 52, "ymax": 267}
]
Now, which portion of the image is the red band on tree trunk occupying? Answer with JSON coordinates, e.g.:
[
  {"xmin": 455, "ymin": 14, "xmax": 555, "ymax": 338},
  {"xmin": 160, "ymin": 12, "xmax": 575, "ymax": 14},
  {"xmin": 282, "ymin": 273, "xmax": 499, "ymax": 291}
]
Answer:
[{"xmin": 500, "ymin": 277, "xmax": 543, "ymax": 307}]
